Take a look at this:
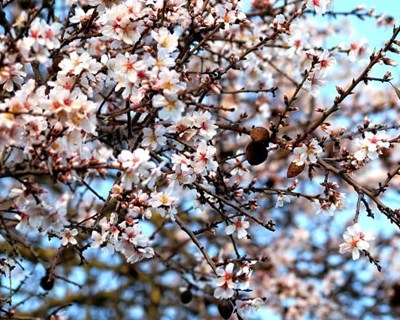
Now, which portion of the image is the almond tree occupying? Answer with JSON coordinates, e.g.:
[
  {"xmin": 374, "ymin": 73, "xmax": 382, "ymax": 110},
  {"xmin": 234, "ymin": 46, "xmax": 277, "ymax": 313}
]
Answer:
[{"xmin": 1, "ymin": 0, "xmax": 400, "ymax": 319}]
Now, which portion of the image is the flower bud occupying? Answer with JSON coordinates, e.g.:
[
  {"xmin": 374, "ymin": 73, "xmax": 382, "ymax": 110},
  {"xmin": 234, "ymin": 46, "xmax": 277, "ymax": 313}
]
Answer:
[
  {"xmin": 287, "ymin": 162, "xmax": 305, "ymax": 178},
  {"xmin": 382, "ymin": 57, "xmax": 397, "ymax": 66}
]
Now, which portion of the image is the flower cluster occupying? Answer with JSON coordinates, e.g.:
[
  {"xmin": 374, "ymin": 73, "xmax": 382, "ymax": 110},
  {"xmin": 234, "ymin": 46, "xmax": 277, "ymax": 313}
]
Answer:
[
  {"xmin": 354, "ymin": 131, "xmax": 390, "ymax": 161},
  {"xmin": 214, "ymin": 262, "xmax": 254, "ymax": 299},
  {"xmin": 17, "ymin": 18, "xmax": 62, "ymax": 62},
  {"xmin": 99, "ymin": 1, "xmax": 144, "ymax": 45},
  {"xmin": 13, "ymin": 191, "xmax": 69, "ymax": 234},
  {"xmin": 316, "ymin": 181, "xmax": 346, "ymax": 215},
  {"xmin": 90, "ymin": 212, "xmax": 154, "ymax": 263},
  {"xmin": 304, "ymin": 50, "xmax": 336, "ymax": 96},
  {"xmin": 306, "ymin": 0, "xmax": 334, "ymax": 15},
  {"xmin": 116, "ymin": 149, "xmax": 157, "ymax": 190}
]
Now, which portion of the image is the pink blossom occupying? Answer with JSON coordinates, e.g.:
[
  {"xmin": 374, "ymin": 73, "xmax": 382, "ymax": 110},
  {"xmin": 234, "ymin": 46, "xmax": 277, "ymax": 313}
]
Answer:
[
  {"xmin": 148, "ymin": 49, "xmax": 175, "ymax": 73},
  {"xmin": 0, "ymin": 63, "xmax": 26, "ymax": 92},
  {"xmin": 316, "ymin": 49, "xmax": 336, "ymax": 75},
  {"xmin": 225, "ymin": 217, "xmax": 250, "ymax": 239},
  {"xmin": 303, "ymin": 71, "xmax": 327, "ymax": 97},
  {"xmin": 149, "ymin": 189, "xmax": 177, "ymax": 220},
  {"xmin": 99, "ymin": 4, "xmax": 142, "ymax": 45},
  {"xmin": 339, "ymin": 223, "xmax": 374, "ymax": 260},
  {"xmin": 153, "ymin": 69, "xmax": 186, "ymax": 95},
  {"xmin": 61, "ymin": 228, "xmax": 78, "ymax": 246},
  {"xmin": 114, "ymin": 53, "xmax": 146, "ymax": 84},
  {"xmin": 192, "ymin": 111, "xmax": 217, "ymax": 141},
  {"xmin": 193, "ymin": 141, "xmax": 218, "ymax": 174},
  {"xmin": 118, "ymin": 149, "xmax": 150, "ymax": 169},
  {"xmin": 90, "ymin": 230, "xmax": 107, "ymax": 248}
]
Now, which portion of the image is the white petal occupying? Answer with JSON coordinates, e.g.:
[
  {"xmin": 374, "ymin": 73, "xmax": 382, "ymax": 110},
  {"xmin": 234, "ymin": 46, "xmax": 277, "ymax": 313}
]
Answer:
[
  {"xmin": 237, "ymin": 228, "xmax": 247, "ymax": 239},
  {"xmin": 225, "ymin": 224, "xmax": 236, "ymax": 235},
  {"xmin": 226, "ymin": 263, "xmax": 234, "ymax": 273},
  {"xmin": 352, "ymin": 248, "xmax": 360, "ymax": 260}
]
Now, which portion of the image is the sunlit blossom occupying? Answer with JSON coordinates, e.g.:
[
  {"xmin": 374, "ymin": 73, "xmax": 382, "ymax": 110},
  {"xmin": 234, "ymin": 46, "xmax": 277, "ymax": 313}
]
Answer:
[{"xmin": 339, "ymin": 223, "xmax": 374, "ymax": 260}]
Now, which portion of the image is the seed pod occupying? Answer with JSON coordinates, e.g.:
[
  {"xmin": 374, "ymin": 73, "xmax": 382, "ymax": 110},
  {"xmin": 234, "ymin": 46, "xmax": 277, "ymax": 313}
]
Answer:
[
  {"xmin": 128, "ymin": 266, "xmax": 139, "ymax": 279},
  {"xmin": 180, "ymin": 289, "xmax": 193, "ymax": 304},
  {"xmin": 40, "ymin": 274, "xmax": 55, "ymax": 291},
  {"xmin": 287, "ymin": 161, "xmax": 305, "ymax": 178},
  {"xmin": 218, "ymin": 300, "xmax": 234, "ymax": 319},
  {"xmin": 250, "ymin": 127, "xmax": 270, "ymax": 144},
  {"xmin": 246, "ymin": 141, "xmax": 268, "ymax": 165},
  {"xmin": 389, "ymin": 283, "xmax": 400, "ymax": 307}
]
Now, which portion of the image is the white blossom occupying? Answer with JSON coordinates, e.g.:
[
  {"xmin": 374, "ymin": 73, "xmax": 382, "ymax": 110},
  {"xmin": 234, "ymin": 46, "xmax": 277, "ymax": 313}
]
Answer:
[
  {"xmin": 354, "ymin": 131, "xmax": 390, "ymax": 161},
  {"xmin": 225, "ymin": 217, "xmax": 250, "ymax": 239},
  {"xmin": 293, "ymin": 139, "xmax": 323, "ymax": 166},
  {"xmin": 61, "ymin": 228, "xmax": 78, "ymax": 246},
  {"xmin": 307, "ymin": 0, "xmax": 334, "ymax": 15},
  {"xmin": 141, "ymin": 125, "xmax": 167, "ymax": 150},
  {"xmin": 214, "ymin": 263, "xmax": 235, "ymax": 299},
  {"xmin": 151, "ymin": 27, "xmax": 179, "ymax": 52},
  {"xmin": 339, "ymin": 223, "xmax": 374, "ymax": 260}
]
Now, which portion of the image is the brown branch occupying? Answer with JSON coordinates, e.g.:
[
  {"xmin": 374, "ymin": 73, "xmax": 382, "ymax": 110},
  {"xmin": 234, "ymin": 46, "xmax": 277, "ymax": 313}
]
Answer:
[
  {"xmin": 318, "ymin": 158, "xmax": 400, "ymax": 228},
  {"xmin": 294, "ymin": 26, "xmax": 400, "ymax": 147},
  {"xmin": 195, "ymin": 183, "xmax": 276, "ymax": 232},
  {"xmin": 174, "ymin": 216, "xmax": 217, "ymax": 274}
]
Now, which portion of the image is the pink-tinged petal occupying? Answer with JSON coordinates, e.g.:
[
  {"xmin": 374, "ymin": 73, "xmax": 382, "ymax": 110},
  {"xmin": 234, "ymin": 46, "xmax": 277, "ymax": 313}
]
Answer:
[
  {"xmin": 215, "ymin": 278, "xmax": 226, "ymax": 287},
  {"xmin": 4, "ymin": 79, "xmax": 14, "ymax": 92},
  {"xmin": 223, "ymin": 287, "xmax": 235, "ymax": 298},
  {"xmin": 242, "ymin": 221, "xmax": 250, "ymax": 229},
  {"xmin": 226, "ymin": 280, "xmax": 236, "ymax": 289},
  {"xmin": 354, "ymin": 150, "xmax": 366, "ymax": 161},
  {"xmin": 214, "ymin": 287, "xmax": 234, "ymax": 299}
]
